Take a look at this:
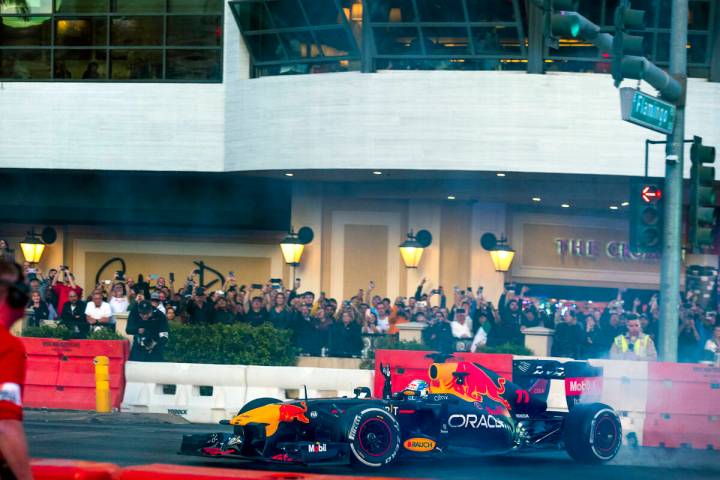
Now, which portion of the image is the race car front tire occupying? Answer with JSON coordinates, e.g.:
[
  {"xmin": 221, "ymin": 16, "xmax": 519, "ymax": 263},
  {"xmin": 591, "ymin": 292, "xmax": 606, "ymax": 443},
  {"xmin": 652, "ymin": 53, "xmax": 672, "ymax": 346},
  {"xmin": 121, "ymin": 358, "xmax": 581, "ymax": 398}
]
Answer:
[
  {"xmin": 563, "ymin": 402, "xmax": 622, "ymax": 463},
  {"xmin": 339, "ymin": 406, "xmax": 401, "ymax": 468}
]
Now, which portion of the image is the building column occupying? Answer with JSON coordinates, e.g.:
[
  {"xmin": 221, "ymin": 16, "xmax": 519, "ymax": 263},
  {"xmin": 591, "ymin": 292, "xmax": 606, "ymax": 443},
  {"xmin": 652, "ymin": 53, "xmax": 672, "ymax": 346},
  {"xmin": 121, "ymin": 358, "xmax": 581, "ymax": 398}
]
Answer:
[
  {"xmin": 526, "ymin": 0, "xmax": 546, "ymax": 75},
  {"xmin": 290, "ymin": 184, "xmax": 323, "ymax": 296}
]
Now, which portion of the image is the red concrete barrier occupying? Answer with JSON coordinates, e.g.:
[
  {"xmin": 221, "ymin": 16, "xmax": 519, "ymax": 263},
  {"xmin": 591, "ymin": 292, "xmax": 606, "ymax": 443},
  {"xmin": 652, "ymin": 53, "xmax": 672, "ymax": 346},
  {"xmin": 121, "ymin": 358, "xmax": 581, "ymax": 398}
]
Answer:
[
  {"xmin": 22, "ymin": 338, "xmax": 129, "ymax": 410},
  {"xmin": 31, "ymin": 459, "xmax": 120, "ymax": 480},
  {"xmin": 118, "ymin": 464, "xmax": 403, "ymax": 480},
  {"xmin": 643, "ymin": 363, "xmax": 720, "ymax": 449},
  {"xmin": 373, "ymin": 349, "xmax": 513, "ymax": 397}
]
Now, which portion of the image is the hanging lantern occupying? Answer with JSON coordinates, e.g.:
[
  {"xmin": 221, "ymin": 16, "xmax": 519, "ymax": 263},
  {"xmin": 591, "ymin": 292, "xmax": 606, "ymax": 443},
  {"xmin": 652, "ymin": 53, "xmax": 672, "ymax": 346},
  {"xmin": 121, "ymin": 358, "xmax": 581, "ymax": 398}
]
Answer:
[
  {"xmin": 280, "ymin": 230, "xmax": 305, "ymax": 266},
  {"xmin": 399, "ymin": 231, "xmax": 424, "ymax": 268},
  {"xmin": 20, "ymin": 228, "xmax": 46, "ymax": 264},
  {"xmin": 489, "ymin": 237, "xmax": 516, "ymax": 272}
]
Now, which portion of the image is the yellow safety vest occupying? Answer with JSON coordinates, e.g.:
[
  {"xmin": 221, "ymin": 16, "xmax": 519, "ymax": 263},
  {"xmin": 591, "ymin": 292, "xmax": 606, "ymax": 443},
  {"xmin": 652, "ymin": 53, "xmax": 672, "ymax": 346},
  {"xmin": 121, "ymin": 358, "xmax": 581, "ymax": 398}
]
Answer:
[{"xmin": 614, "ymin": 334, "xmax": 650, "ymax": 357}]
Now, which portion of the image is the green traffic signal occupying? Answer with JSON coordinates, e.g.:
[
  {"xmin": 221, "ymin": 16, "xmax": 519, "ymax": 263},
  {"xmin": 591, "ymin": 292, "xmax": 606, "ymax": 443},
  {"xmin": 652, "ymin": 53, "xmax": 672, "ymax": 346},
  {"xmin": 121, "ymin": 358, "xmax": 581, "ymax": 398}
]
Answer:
[{"xmin": 551, "ymin": 12, "xmax": 581, "ymax": 37}]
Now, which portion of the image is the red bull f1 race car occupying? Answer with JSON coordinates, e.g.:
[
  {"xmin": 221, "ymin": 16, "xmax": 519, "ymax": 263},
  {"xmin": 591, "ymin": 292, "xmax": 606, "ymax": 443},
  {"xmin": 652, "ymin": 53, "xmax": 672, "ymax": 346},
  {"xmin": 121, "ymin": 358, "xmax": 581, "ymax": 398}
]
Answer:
[{"xmin": 179, "ymin": 354, "xmax": 622, "ymax": 468}]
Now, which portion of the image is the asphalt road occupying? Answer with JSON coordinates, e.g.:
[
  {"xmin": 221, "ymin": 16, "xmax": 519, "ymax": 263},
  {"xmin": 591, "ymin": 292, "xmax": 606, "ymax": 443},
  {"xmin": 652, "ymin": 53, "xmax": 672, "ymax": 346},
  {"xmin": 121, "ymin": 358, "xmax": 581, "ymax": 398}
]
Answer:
[{"xmin": 25, "ymin": 411, "xmax": 720, "ymax": 480}]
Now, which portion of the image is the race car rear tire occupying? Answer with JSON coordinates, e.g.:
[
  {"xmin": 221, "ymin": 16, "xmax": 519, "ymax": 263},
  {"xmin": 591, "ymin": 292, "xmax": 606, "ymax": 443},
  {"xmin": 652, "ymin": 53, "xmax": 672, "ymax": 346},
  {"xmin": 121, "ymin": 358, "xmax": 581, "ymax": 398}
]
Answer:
[
  {"xmin": 338, "ymin": 406, "xmax": 401, "ymax": 468},
  {"xmin": 563, "ymin": 402, "xmax": 622, "ymax": 463}
]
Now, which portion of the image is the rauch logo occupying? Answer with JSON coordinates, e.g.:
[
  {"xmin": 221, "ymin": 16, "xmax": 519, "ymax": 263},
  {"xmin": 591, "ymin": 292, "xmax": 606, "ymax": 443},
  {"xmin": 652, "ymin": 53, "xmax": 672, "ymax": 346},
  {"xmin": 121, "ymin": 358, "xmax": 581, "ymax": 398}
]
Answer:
[{"xmin": 403, "ymin": 438, "xmax": 436, "ymax": 452}]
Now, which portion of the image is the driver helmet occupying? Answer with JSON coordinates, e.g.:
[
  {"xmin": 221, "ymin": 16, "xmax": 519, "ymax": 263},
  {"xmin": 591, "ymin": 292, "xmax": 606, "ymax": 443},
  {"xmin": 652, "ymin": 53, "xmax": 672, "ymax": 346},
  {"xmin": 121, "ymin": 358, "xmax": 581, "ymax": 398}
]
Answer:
[{"xmin": 403, "ymin": 379, "xmax": 429, "ymax": 397}]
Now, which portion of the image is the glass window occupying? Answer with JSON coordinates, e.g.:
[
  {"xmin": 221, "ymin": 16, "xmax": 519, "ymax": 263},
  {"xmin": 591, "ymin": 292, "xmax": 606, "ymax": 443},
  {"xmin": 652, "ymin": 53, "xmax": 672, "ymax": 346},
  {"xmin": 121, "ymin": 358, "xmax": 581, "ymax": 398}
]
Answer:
[
  {"xmin": 110, "ymin": 16, "xmax": 163, "ymax": 46},
  {"xmin": 655, "ymin": 32, "xmax": 669, "ymax": 62},
  {"xmin": 0, "ymin": 49, "xmax": 51, "ymax": 78},
  {"xmin": 374, "ymin": 26, "xmax": 421, "ymax": 54},
  {"xmin": 575, "ymin": 0, "xmax": 602, "ymax": 25},
  {"xmin": 369, "ymin": 0, "xmax": 416, "ymax": 23},
  {"xmin": 111, "ymin": 0, "xmax": 165, "ymax": 13},
  {"xmin": 169, "ymin": 0, "xmax": 224, "ymax": 13},
  {"xmin": 416, "ymin": 0, "xmax": 465, "ymax": 22},
  {"xmin": 55, "ymin": 17, "xmax": 107, "ymax": 46},
  {"xmin": 245, "ymin": 33, "xmax": 285, "ymax": 61},
  {"xmin": 110, "ymin": 49, "xmax": 162, "ymax": 79},
  {"xmin": 279, "ymin": 31, "xmax": 320, "ymax": 59},
  {"xmin": 166, "ymin": 49, "xmax": 221, "ymax": 80},
  {"xmin": 54, "ymin": 49, "xmax": 107, "ymax": 78},
  {"xmin": 314, "ymin": 28, "xmax": 354, "ymax": 57},
  {"xmin": 167, "ymin": 16, "xmax": 222, "ymax": 47},
  {"xmin": 688, "ymin": 1, "xmax": 710, "ymax": 31},
  {"xmin": 302, "ymin": 0, "xmax": 342, "ymax": 25},
  {"xmin": 657, "ymin": 0, "xmax": 672, "ymax": 29},
  {"xmin": 266, "ymin": 0, "xmax": 306, "ymax": 28},
  {"xmin": 231, "ymin": 1, "xmax": 274, "ymax": 31},
  {"xmin": 55, "ymin": 0, "xmax": 107, "ymax": 14},
  {"xmin": 0, "ymin": 0, "xmax": 52, "ymax": 14},
  {"xmin": 472, "ymin": 26, "xmax": 520, "ymax": 55},
  {"xmin": 466, "ymin": 0, "xmax": 516, "ymax": 22},
  {"xmin": 687, "ymin": 34, "xmax": 708, "ymax": 64},
  {"xmin": 422, "ymin": 27, "xmax": 470, "ymax": 55},
  {"xmin": 0, "ymin": 16, "xmax": 51, "ymax": 46}
]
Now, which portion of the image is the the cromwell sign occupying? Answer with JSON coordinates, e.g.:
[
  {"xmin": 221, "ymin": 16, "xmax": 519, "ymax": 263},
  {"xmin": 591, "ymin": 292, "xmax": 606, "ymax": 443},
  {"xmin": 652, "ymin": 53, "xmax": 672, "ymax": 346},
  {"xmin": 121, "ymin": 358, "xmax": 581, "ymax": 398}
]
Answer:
[
  {"xmin": 555, "ymin": 238, "xmax": 659, "ymax": 261},
  {"xmin": 511, "ymin": 215, "xmax": 660, "ymax": 286}
]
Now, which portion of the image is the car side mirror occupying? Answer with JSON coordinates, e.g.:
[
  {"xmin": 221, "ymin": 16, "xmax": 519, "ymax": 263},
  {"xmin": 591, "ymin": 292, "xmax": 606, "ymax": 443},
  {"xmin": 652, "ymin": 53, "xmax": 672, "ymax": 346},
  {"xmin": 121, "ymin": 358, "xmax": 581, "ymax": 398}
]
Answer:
[{"xmin": 354, "ymin": 387, "xmax": 371, "ymax": 399}]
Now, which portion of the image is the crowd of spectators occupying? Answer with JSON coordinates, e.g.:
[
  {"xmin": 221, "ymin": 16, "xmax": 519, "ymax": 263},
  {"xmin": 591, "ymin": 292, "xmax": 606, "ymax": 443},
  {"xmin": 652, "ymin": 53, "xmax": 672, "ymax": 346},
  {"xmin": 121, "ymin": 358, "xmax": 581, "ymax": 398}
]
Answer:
[{"xmin": 12, "ymin": 255, "xmax": 720, "ymax": 365}]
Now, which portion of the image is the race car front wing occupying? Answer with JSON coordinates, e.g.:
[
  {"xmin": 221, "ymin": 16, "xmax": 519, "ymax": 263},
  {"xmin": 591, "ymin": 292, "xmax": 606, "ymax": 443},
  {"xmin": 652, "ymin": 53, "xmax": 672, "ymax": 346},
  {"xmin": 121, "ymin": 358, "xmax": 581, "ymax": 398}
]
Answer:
[{"xmin": 179, "ymin": 433, "xmax": 351, "ymax": 466}]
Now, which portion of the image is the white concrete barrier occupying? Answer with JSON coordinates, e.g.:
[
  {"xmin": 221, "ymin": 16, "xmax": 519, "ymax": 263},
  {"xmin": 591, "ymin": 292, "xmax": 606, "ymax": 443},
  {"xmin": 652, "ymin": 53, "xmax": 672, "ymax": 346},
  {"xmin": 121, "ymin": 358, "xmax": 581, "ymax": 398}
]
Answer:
[
  {"xmin": 589, "ymin": 359, "xmax": 649, "ymax": 446},
  {"xmin": 121, "ymin": 362, "xmax": 374, "ymax": 424}
]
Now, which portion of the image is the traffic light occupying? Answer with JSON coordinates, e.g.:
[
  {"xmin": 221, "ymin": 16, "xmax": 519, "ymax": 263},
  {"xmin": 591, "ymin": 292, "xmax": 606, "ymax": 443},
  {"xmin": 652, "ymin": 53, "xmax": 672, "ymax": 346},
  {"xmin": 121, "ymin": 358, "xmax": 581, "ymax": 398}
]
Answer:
[
  {"xmin": 629, "ymin": 180, "xmax": 664, "ymax": 254},
  {"xmin": 612, "ymin": 0, "xmax": 681, "ymax": 102},
  {"xmin": 541, "ymin": 0, "xmax": 611, "ymax": 51},
  {"xmin": 689, "ymin": 136, "xmax": 717, "ymax": 250}
]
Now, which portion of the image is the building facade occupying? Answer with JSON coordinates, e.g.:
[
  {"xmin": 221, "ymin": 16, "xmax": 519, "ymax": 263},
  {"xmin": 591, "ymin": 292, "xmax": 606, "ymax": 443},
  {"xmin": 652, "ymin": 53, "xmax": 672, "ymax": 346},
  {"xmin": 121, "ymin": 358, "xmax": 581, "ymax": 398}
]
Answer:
[{"xmin": 1, "ymin": 1, "xmax": 719, "ymax": 303}]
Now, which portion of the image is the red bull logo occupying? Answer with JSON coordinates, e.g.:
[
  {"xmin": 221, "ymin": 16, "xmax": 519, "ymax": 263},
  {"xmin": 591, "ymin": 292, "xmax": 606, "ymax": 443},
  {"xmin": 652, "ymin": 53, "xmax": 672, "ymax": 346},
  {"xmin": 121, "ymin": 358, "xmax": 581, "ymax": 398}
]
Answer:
[
  {"xmin": 428, "ymin": 362, "xmax": 511, "ymax": 410},
  {"xmin": 279, "ymin": 402, "xmax": 310, "ymax": 424}
]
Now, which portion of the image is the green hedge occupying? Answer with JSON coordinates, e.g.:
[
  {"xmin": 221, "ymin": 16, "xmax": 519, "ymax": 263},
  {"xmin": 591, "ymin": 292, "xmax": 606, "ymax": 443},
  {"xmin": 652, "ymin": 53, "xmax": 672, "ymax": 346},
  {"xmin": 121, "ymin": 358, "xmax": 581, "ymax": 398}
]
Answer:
[
  {"xmin": 21, "ymin": 325, "xmax": 73, "ymax": 340},
  {"xmin": 476, "ymin": 343, "xmax": 534, "ymax": 355},
  {"xmin": 87, "ymin": 329, "xmax": 127, "ymax": 341},
  {"xmin": 163, "ymin": 323, "xmax": 297, "ymax": 366}
]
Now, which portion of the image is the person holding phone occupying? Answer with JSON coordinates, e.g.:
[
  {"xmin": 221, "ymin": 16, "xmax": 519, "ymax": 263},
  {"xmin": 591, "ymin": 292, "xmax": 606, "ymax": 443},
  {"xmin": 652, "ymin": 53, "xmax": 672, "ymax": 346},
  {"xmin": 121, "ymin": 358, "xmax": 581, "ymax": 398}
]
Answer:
[
  {"xmin": 109, "ymin": 282, "xmax": 129, "ymax": 314},
  {"xmin": 51, "ymin": 265, "xmax": 83, "ymax": 314}
]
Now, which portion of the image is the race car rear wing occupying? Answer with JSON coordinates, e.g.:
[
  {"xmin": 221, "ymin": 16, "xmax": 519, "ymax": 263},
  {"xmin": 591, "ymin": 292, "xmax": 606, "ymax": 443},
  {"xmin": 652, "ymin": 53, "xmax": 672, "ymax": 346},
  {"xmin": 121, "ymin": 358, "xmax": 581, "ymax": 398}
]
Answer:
[{"xmin": 512, "ymin": 358, "xmax": 603, "ymax": 411}]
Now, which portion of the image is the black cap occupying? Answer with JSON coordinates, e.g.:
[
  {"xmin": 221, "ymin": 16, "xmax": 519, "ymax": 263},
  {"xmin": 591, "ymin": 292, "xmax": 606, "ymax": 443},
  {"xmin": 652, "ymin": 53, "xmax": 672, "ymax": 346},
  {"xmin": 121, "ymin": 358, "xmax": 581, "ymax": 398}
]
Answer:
[
  {"xmin": 196, "ymin": 287, "xmax": 206, "ymax": 296},
  {"xmin": 138, "ymin": 300, "xmax": 153, "ymax": 315}
]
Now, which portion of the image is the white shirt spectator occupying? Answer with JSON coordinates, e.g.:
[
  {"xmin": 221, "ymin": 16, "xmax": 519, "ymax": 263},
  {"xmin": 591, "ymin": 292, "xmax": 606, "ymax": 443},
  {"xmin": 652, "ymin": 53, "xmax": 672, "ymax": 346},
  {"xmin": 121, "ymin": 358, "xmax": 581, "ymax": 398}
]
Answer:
[
  {"xmin": 471, "ymin": 327, "xmax": 488, "ymax": 352},
  {"xmin": 451, "ymin": 319, "xmax": 472, "ymax": 339},
  {"xmin": 109, "ymin": 296, "xmax": 129, "ymax": 314},
  {"xmin": 85, "ymin": 301, "xmax": 113, "ymax": 324},
  {"xmin": 377, "ymin": 315, "xmax": 390, "ymax": 333}
]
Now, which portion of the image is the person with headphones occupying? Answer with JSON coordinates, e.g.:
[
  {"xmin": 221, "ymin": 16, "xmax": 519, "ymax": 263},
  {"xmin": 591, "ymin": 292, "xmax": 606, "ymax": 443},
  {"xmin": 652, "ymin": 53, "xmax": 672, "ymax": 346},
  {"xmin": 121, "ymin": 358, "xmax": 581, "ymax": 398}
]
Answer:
[{"xmin": 0, "ymin": 260, "xmax": 32, "ymax": 479}]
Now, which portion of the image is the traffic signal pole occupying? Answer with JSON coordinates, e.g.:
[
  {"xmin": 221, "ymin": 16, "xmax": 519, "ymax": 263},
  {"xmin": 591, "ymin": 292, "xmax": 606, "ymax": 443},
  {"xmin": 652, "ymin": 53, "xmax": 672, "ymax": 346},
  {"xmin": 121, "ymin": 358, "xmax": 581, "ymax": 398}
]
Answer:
[{"xmin": 658, "ymin": 0, "xmax": 689, "ymax": 362}]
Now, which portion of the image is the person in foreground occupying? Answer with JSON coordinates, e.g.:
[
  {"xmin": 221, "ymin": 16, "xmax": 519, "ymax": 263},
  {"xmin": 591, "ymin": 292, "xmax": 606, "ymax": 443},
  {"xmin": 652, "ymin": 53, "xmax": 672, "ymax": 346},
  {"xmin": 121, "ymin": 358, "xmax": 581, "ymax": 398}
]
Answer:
[{"xmin": 0, "ymin": 260, "xmax": 33, "ymax": 480}]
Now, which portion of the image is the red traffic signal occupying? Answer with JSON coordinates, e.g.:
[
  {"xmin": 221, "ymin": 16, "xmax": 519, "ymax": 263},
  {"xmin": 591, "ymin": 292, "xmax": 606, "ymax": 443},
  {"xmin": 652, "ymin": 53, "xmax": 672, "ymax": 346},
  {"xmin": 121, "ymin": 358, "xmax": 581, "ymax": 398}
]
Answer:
[{"xmin": 641, "ymin": 185, "xmax": 662, "ymax": 203}]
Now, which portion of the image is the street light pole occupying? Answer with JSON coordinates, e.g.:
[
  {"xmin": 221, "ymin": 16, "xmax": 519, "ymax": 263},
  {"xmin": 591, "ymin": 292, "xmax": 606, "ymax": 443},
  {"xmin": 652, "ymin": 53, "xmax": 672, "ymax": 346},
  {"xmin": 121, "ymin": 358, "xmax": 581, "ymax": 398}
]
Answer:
[{"xmin": 658, "ymin": 0, "xmax": 688, "ymax": 362}]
